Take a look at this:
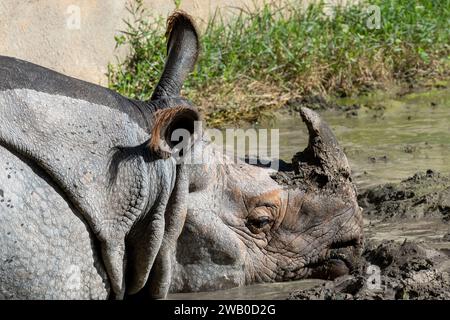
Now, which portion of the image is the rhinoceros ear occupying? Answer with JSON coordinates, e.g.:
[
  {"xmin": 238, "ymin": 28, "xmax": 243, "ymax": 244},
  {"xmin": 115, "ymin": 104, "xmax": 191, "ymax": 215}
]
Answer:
[
  {"xmin": 148, "ymin": 106, "xmax": 200, "ymax": 159},
  {"xmin": 151, "ymin": 11, "xmax": 200, "ymax": 100},
  {"xmin": 126, "ymin": 164, "xmax": 190, "ymax": 297}
]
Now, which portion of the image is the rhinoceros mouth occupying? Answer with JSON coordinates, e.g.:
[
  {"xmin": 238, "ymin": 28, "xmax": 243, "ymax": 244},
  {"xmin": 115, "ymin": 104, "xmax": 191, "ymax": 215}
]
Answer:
[{"xmin": 308, "ymin": 237, "xmax": 362, "ymax": 280}]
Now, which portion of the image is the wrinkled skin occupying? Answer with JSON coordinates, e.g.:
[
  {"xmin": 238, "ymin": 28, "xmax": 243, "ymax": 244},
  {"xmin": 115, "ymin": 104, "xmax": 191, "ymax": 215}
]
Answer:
[
  {"xmin": 0, "ymin": 11, "xmax": 363, "ymax": 300},
  {"xmin": 170, "ymin": 109, "xmax": 364, "ymax": 292}
]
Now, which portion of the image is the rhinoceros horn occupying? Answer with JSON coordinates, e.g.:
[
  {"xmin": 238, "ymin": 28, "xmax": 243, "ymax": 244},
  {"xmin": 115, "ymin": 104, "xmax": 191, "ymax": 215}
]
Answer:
[{"xmin": 292, "ymin": 107, "xmax": 351, "ymax": 187}]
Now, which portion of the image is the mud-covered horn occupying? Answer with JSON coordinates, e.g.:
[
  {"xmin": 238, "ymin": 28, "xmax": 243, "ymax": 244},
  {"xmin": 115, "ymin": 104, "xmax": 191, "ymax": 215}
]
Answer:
[
  {"xmin": 151, "ymin": 11, "xmax": 200, "ymax": 100},
  {"xmin": 292, "ymin": 107, "xmax": 351, "ymax": 183}
]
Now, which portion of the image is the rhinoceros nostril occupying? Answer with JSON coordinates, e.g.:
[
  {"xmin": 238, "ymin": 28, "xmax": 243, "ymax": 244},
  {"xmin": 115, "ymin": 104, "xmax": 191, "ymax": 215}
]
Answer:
[
  {"xmin": 313, "ymin": 174, "xmax": 328, "ymax": 188},
  {"xmin": 330, "ymin": 238, "xmax": 360, "ymax": 250},
  {"xmin": 209, "ymin": 248, "xmax": 237, "ymax": 265}
]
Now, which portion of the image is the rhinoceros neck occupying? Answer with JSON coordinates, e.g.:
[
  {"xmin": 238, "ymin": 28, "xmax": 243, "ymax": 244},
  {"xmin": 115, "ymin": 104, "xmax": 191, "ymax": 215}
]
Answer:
[
  {"xmin": 0, "ymin": 88, "xmax": 175, "ymax": 296},
  {"xmin": 0, "ymin": 87, "xmax": 150, "ymax": 220},
  {"xmin": 0, "ymin": 55, "xmax": 156, "ymax": 130}
]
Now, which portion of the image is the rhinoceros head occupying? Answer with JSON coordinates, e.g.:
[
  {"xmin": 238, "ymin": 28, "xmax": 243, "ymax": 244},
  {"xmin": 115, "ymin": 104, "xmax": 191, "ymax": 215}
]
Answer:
[
  {"xmin": 167, "ymin": 107, "xmax": 364, "ymax": 293},
  {"xmin": 134, "ymin": 11, "xmax": 363, "ymax": 297}
]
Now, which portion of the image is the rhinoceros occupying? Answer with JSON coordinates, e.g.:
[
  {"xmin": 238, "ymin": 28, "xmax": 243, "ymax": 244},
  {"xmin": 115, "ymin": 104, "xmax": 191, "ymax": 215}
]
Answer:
[{"xmin": 0, "ymin": 11, "xmax": 363, "ymax": 300}]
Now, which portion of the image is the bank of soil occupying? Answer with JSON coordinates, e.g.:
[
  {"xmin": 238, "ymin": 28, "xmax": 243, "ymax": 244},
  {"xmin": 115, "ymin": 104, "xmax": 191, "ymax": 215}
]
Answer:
[{"xmin": 289, "ymin": 170, "xmax": 450, "ymax": 300}]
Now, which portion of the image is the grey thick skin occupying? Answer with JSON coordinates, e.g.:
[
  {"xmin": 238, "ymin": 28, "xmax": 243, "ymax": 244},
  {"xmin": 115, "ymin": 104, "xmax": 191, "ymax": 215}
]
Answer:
[{"xmin": 0, "ymin": 11, "xmax": 363, "ymax": 300}]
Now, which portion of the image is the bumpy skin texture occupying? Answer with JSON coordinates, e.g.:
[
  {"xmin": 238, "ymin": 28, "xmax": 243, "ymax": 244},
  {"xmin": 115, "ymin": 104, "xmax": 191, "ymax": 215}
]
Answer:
[
  {"xmin": 0, "ymin": 59, "xmax": 177, "ymax": 298},
  {"xmin": 0, "ymin": 11, "xmax": 200, "ymax": 300},
  {"xmin": 0, "ymin": 145, "xmax": 109, "ymax": 299}
]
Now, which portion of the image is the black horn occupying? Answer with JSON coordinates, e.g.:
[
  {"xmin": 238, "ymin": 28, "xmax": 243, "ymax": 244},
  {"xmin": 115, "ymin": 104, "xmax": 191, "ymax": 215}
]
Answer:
[{"xmin": 151, "ymin": 11, "xmax": 200, "ymax": 100}]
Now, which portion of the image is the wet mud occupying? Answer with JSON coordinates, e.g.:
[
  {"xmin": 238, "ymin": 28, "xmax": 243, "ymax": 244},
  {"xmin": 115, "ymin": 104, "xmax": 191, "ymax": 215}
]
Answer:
[
  {"xmin": 358, "ymin": 170, "xmax": 450, "ymax": 221},
  {"xmin": 289, "ymin": 239, "xmax": 450, "ymax": 300},
  {"xmin": 289, "ymin": 170, "xmax": 450, "ymax": 300}
]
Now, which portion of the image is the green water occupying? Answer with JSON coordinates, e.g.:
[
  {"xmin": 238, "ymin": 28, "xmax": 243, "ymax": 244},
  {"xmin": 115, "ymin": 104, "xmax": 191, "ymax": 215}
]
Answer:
[{"xmin": 276, "ymin": 87, "xmax": 450, "ymax": 190}]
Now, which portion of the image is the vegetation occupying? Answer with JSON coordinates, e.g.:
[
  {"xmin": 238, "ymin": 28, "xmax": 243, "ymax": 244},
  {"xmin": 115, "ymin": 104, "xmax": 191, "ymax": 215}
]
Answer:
[{"xmin": 108, "ymin": 0, "xmax": 450, "ymax": 126}]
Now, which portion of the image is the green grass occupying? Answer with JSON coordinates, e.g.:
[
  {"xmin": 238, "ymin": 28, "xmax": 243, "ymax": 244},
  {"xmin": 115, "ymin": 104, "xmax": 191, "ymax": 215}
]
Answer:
[{"xmin": 108, "ymin": 0, "xmax": 450, "ymax": 126}]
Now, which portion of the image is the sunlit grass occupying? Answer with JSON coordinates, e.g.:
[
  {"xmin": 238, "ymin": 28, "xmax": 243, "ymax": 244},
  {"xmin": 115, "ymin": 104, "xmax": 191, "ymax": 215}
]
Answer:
[{"xmin": 108, "ymin": 0, "xmax": 450, "ymax": 126}]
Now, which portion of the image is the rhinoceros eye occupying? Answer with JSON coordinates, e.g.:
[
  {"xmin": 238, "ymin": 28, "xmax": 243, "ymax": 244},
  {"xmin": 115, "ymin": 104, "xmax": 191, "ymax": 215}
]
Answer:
[
  {"xmin": 246, "ymin": 206, "xmax": 274, "ymax": 234},
  {"xmin": 250, "ymin": 217, "xmax": 271, "ymax": 228}
]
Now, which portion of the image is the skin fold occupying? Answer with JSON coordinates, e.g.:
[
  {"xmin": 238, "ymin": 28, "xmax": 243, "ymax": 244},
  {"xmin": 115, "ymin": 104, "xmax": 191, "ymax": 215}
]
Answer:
[{"xmin": 0, "ymin": 11, "xmax": 363, "ymax": 300}]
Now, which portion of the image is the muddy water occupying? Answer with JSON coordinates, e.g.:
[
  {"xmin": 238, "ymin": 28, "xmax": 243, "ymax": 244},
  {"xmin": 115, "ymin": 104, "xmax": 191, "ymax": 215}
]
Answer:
[
  {"xmin": 364, "ymin": 218, "xmax": 450, "ymax": 249},
  {"xmin": 168, "ymin": 279, "xmax": 325, "ymax": 300},
  {"xmin": 167, "ymin": 87, "xmax": 450, "ymax": 300}
]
